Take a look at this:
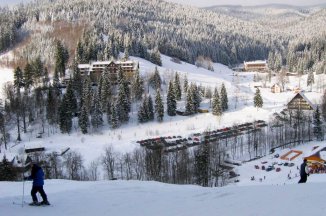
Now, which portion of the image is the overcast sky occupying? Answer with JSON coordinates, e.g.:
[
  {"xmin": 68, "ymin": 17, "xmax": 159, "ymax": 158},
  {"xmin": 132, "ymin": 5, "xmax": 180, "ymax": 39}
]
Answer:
[
  {"xmin": 1, "ymin": 0, "xmax": 326, "ymax": 7},
  {"xmin": 165, "ymin": 0, "xmax": 326, "ymax": 7}
]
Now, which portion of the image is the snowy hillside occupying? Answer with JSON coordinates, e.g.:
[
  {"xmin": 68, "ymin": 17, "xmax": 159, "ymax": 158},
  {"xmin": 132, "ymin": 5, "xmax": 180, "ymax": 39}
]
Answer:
[
  {"xmin": 2, "ymin": 171, "xmax": 326, "ymax": 216},
  {"xmin": 0, "ymin": 53, "xmax": 324, "ymax": 168}
]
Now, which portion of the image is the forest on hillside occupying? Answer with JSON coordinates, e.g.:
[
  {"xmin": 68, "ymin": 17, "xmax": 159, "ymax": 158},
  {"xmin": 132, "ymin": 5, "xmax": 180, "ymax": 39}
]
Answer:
[{"xmin": 0, "ymin": 0, "xmax": 325, "ymax": 73}]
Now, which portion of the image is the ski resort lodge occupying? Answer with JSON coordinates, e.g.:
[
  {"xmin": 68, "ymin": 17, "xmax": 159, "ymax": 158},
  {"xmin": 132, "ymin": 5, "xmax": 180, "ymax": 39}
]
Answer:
[
  {"xmin": 78, "ymin": 60, "xmax": 137, "ymax": 83},
  {"xmin": 243, "ymin": 60, "xmax": 268, "ymax": 72}
]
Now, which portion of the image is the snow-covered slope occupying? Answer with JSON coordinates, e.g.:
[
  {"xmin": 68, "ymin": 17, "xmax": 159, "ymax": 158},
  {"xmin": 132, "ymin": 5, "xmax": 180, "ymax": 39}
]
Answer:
[{"xmin": 2, "ymin": 175, "xmax": 326, "ymax": 216}]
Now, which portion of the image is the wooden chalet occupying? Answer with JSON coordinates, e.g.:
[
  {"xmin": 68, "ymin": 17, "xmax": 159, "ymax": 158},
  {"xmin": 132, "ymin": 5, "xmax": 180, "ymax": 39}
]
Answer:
[
  {"xmin": 271, "ymin": 83, "xmax": 281, "ymax": 93},
  {"xmin": 287, "ymin": 92, "xmax": 315, "ymax": 110},
  {"xmin": 243, "ymin": 60, "xmax": 267, "ymax": 72}
]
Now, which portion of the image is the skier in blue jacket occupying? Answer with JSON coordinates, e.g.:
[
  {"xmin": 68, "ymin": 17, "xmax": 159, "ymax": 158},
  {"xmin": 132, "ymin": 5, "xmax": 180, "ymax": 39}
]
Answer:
[{"xmin": 25, "ymin": 163, "xmax": 50, "ymax": 205}]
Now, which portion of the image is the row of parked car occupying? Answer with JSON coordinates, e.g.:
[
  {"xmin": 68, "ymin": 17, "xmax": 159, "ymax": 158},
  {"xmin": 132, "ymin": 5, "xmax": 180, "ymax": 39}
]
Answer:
[{"xmin": 137, "ymin": 120, "xmax": 268, "ymax": 152}]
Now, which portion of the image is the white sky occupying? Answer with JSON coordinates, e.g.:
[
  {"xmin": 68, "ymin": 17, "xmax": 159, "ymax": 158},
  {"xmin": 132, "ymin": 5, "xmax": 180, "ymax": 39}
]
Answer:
[{"xmin": 164, "ymin": 0, "xmax": 326, "ymax": 7}]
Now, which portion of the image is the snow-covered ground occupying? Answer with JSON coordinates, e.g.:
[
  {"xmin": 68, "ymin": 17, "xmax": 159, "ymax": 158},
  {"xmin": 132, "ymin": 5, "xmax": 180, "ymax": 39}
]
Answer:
[
  {"xmin": 3, "ymin": 140, "xmax": 326, "ymax": 216},
  {"xmin": 2, "ymin": 165, "xmax": 326, "ymax": 216}
]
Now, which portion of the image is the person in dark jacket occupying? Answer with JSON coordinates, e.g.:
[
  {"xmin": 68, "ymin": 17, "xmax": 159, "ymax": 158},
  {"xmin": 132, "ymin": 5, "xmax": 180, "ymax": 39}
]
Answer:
[
  {"xmin": 25, "ymin": 163, "xmax": 50, "ymax": 205},
  {"xmin": 298, "ymin": 159, "xmax": 309, "ymax": 183}
]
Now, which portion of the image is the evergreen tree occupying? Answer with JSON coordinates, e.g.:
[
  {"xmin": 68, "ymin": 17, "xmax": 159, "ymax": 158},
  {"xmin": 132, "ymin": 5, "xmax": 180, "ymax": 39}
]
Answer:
[
  {"xmin": 194, "ymin": 143, "xmax": 210, "ymax": 187},
  {"xmin": 59, "ymin": 95, "xmax": 72, "ymax": 134},
  {"xmin": 0, "ymin": 155, "xmax": 18, "ymax": 181},
  {"xmin": 220, "ymin": 83, "xmax": 228, "ymax": 111},
  {"xmin": 150, "ymin": 67, "xmax": 161, "ymax": 90},
  {"xmin": 155, "ymin": 89, "xmax": 164, "ymax": 122},
  {"xmin": 55, "ymin": 40, "xmax": 69, "ymax": 78},
  {"xmin": 254, "ymin": 88, "xmax": 263, "ymax": 108},
  {"xmin": 131, "ymin": 68, "xmax": 144, "ymax": 101},
  {"xmin": 46, "ymin": 85, "xmax": 59, "ymax": 125},
  {"xmin": 147, "ymin": 95, "xmax": 154, "ymax": 121},
  {"xmin": 174, "ymin": 72, "xmax": 182, "ymax": 100},
  {"xmin": 90, "ymin": 91, "xmax": 103, "ymax": 130},
  {"xmin": 13, "ymin": 66, "xmax": 23, "ymax": 91},
  {"xmin": 43, "ymin": 67, "xmax": 50, "ymax": 88},
  {"xmin": 150, "ymin": 47, "xmax": 162, "ymax": 66},
  {"xmin": 192, "ymin": 84, "xmax": 201, "ymax": 112},
  {"xmin": 80, "ymin": 77, "xmax": 92, "ymax": 112},
  {"xmin": 24, "ymin": 63, "xmax": 34, "ymax": 91},
  {"xmin": 117, "ymin": 81, "xmax": 130, "ymax": 123},
  {"xmin": 185, "ymin": 86, "xmax": 195, "ymax": 115},
  {"xmin": 307, "ymin": 71, "xmax": 315, "ymax": 91},
  {"xmin": 65, "ymin": 81, "xmax": 78, "ymax": 115},
  {"xmin": 110, "ymin": 102, "xmax": 119, "ymax": 129},
  {"xmin": 138, "ymin": 95, "xmax": 148, "ymax": 123},
  {"xmin": 183, "ymin": 74, "xmax": 188, "ymax": 93},
  {"xmin": 79, "ymin": 104, "xmax": 89, "ymax": 134},
  {"xmin": 72, "ymin": 58, "xmax": 83, "ymax": 98},
  {"xmin": 32, "ymin": 56, "xmax": 44, "ymax": 84},
  {"xmin": 313, "ymin": 106, "xmax": 323, "ymax": 141},
  {"xmin": 212, "ymin": 87, "xmax": 222, "ymax": 116},
  {"xmin": 167, "ymin": 80, "xmax": 176, "ymax": 116},
  {"xmin": 101, "ymin": 70, "xmax": 112, "ymax": 113}
]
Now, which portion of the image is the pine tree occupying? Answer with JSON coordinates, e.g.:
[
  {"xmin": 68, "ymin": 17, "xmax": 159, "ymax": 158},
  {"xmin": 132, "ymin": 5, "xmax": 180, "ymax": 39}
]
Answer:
[
  {"xmin": 72, "ymin": 58, "xmax": 83, "ymax": 98},
  {"xmin": 185, "ymin": 86, "xmax": 195, "ymax": 115},
  {"xmin": 155, "ymin": 89, "xmax": 164, "ymax": 122},
  {"xmin": 0, "ymin": 155, "xmax": 18, "ymax": 181},
  {"xmin": 254, "ymin": 88, "xmax": 263, "ymax": 108},
  {"xmin": 24, "ymin": 63, "xmax": 34, "ymax": 91},
  {"xmin": 174, "ymin": 72, "xmax": 182, "ymax": 100},
  {"xmin": 150, "ymin": 47, "xmax": 162, "ymax": 66},
  {"xmin": 80, "ymin": 77, "xmax": 92, "ymax": 112},
  {"xmin": 150, "ymin": 67, "xmax": 161, "ymax": 90},
  {"xmin": 90, "ymin": 91, "xmax": 103, "ymax": 130},
  {"xmin": 54, "ymin": 40, "xmax": 69, "ymax": 78},
  {"xmin": 13, "ymin": 66, "xmax": 23, "ymax": 91},
  {"xmin": 131, "ymin": 68, "xmax": 144, "ymax": 101},
  {"xmin": 307, "ymin": 71, "xmax": 315, "ymax": 91},
  {"xmin": 192, "ymin": 84, "xmax": 201, "ymax": 112},
  {"xmin": 111, "ymin": 102, "xmax": 119, "ymax": 129},
  {"xmin": 65, "ymin": 81, "xmax": 78, "ymax": 115},
  {"xmin": 147, "ymin": 95, "xmax": 154, "ymax": 121},
  {"xmin": 212, "ymin": 87, "xmax": 222, "ymax": 116},
  {"xmin": 167, "ymin": 80, "xmax": 176, "ymax": 116},
  {"xmin": 79, "ymin": 104, "xmax": 89, "ymax": 134},
  {"xmin": 59, "ymin": 95, "xmax": 72, "ymax": 134},
  {"xmin": 100, "ymin": 70, "xmax": 112, "ymax": 112},
  {"xmin": 138, "ymin": 96, "xmax": 148, "ymax": 123},
  {"xmin": 313, "ymin": 106, "xmax": 323, "ymax": 141},
  {"xmin": 117, "ymin": 81, "xmax": 130, "ymax": 123},
  {"xmin": 46, "ymin": 85, "xmax": 58, "ymax": 125},
  {"xmin": 220, "ymin": 83, "xmax": 228, "ymax": 111},
  {"xmin": 183, "ymin": 74, "xmax": 188, "ymax": 93}
]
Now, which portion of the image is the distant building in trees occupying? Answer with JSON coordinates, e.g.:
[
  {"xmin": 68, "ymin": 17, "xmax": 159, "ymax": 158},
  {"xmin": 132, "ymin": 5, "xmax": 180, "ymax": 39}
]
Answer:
[
  {"xmin": 271, "ymin": 83, "xmax": 281, "ymax": 93},
  {"xmin": 287, "ymin": 92, "xmax": 315, "ymax": 110},
  {"xmin": 244, "ymin": 60, "xmax": 267, "ymax": 72},
  {"xmin": 78, "ymin": 60, "xmax": 137, "ymax": 83}
]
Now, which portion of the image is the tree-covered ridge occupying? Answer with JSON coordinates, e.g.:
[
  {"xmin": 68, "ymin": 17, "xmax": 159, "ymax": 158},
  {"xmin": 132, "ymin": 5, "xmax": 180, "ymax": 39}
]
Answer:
[{"xmin": 1, "ymin": 0, "xmax": 325, "ymax": 73}]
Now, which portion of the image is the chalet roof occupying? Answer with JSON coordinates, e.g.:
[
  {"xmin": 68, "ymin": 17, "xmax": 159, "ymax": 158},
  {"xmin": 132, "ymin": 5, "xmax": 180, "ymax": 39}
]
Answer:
[
  {"xmin": 287, "ymin": 92, "xmax": 316, "ymax": 110},
  {"xmin": 271, "ymin": 83, "xmax": 281, "ymax": 88},
  {"xmin": 244, "ymin": 60, "xmax": 267, "ymax": 65}
]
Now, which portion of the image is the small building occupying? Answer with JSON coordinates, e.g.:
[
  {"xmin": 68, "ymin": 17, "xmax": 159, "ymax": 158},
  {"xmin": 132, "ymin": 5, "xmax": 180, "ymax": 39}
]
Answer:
[
  {"xmin": 287, "ymin": 92, "xmax": 315, "ymax": 110},
  {"xmin": 271, "ymin": 83, "xmax": 281, "ymax": 93},
  {"xmin": 243, "ymin": 60, "xmax": 267, "ymax": 72}
]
